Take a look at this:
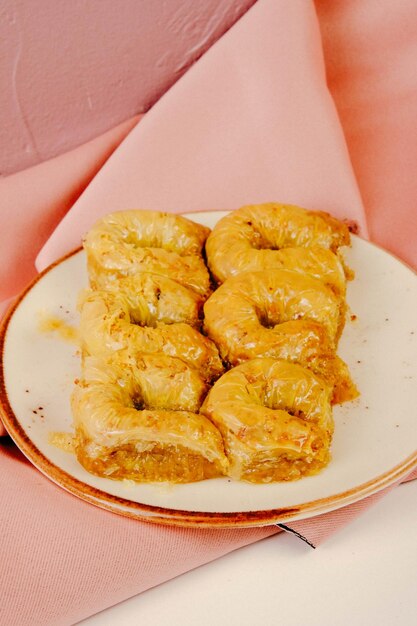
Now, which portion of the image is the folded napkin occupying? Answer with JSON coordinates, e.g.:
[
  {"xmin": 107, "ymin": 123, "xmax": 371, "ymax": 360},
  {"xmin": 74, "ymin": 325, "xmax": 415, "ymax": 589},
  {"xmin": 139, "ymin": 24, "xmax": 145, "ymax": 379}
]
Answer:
[{"xmin": 1, "ymin": 1, "xmax": 416, "ymax": 624}]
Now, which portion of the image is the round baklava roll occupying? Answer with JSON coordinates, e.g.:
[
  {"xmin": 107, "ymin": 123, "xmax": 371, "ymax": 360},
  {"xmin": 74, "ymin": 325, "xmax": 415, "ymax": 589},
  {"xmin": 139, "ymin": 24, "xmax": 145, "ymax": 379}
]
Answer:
[
  {"xmin": 84, "ymin": 209, "xmax": 212, "ymax": 298},
  {"xmin": 204, "ymin": 270, "xmax": 357, "ymax": 403},
  {"xmin": 206, "ymin": 203, "xmax": 351, "ymax": 294},
  {"xmin": 200, "ymin": 358, "xmax": 334, "ymax": 483},
  {"xmin": 78, "ymin": 287, "xmax": 224, "ymax": 383},
  {"xmin": 72, "ymin": 354, "xmax": 228, "ymax": 483}
]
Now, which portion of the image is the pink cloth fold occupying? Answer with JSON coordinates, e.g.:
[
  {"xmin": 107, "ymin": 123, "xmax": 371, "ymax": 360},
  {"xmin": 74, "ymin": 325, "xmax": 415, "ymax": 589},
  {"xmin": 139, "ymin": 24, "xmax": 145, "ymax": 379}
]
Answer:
[
  {"xmin": 35, "ymin": 0, "xmax": 367, "ymax": 271},
  {"xmin": 1, "ymin": 1, "xmax": 416, "ymax": 624},
  {"xmin": 0, "ymin": 441, "xmax": 277, "ymax": 626},
  {"xmin": 0, "ymin": 114, "xmax": 140, "ymax": 306},
  {"xmin": 316, "ymin": 0, "xmax": 417, "ymax": 269}
]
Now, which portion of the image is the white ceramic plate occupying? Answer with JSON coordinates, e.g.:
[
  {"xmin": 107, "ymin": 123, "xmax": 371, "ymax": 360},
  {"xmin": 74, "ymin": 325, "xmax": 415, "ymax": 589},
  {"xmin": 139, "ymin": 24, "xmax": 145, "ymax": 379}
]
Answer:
[{"xmin": 1, "ymin": 211, "xmax": 416, "ymax": 527}]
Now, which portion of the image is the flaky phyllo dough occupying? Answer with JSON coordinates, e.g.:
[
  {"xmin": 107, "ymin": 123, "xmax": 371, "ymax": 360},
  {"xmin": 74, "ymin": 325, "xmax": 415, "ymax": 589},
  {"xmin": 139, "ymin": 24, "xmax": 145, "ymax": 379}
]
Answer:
[
  {"xmin": 73, "ymin": 205, "xmax": 358, "ymax": 484},
  {"xmin": 72, "ymin": 354, "xmax": 228, "ymax": 482}
]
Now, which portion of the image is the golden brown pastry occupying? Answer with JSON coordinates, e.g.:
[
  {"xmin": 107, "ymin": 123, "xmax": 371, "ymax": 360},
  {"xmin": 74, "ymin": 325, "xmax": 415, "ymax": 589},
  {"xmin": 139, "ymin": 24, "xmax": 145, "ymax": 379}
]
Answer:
[
  {"xmin": 84, "ymin": 209, "xmax": 212, "ymax": 298},
  {"xmin": 72, "ymin": 205, "xmax": 358, "ymax": 486},
  {"xmin": 200, "ymin": 358, "xmax": 334, "ymax": 482},
  {"xmin": 72, "ymin": 354, "xmax": 228, "ymax": 483},
  {"xmin": 203, "ymin": 270, "xmax": 357, "ymax": 403},
  {"xmin": 204, "ymin": 269, "xmax": 345, "ymax": 345},
  {"xmin": 95, "ymin": 272, "xmax": 205, "ymax": 329},
  {"xmin": 78, "ymin": 287, "xmax": 224, "ymax": 383},
  {"xmin": 206, "ymin": 203, "xmax": 350, "ymax": 293}
]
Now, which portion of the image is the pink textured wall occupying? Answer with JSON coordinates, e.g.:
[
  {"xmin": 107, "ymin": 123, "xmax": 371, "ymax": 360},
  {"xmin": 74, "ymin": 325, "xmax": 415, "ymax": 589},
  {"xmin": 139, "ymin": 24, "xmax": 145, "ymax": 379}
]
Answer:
[{"xmin": 0, "ymin": 0, "xmax": 255, "ymax": 175}]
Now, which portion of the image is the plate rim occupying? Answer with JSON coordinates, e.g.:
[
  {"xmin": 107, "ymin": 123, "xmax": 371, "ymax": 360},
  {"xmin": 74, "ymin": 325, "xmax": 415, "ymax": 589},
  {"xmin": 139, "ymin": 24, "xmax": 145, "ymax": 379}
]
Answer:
[{"xmin": 1, "ymin": 222, "xmax": 417, "ymax": 528}]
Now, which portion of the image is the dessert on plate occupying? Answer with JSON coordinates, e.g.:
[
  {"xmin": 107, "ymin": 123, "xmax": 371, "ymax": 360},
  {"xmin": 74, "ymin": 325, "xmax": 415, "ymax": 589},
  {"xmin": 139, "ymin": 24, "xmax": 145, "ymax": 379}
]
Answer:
[{"xmin": 72, "ymin": 204, "xmax": 358, "ymax": 483}]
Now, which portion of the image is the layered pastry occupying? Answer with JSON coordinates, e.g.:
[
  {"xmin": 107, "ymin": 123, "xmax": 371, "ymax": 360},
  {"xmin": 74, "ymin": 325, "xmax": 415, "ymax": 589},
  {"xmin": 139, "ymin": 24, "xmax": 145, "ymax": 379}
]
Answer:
[
  {"xmin": 206, "ymin": 202, "xmax": 351, "ymax": 294},
  {"xmin": 201, "ymin": 358, "xmax": 334, "ymax": 482},
  {"xmin": 203, "ymin": 269, "xmax": 357, "ymax": 403},
  {"xmin": 88, "ymin": 272, "xmax": 206, "ymax": 328},
  {"xmin": 72, "ymin": 354, "xmax": 228, "ymax": 482},
  {"xmin": 71, "ymin": 205, "xmax": 358, "ymax": 484},
  {"xmin": 78, "ymin": 285, "xmax": 223, "ymax": 383},
  {"xmin": 84, "ymin": 209, "xmax": 212, "ymax": 298}
]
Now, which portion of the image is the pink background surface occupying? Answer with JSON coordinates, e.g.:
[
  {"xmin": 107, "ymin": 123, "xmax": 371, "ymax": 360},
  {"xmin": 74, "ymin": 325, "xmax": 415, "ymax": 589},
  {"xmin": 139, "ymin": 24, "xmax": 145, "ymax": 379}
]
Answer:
[
  {"xmin": 316, "ymin": 0, "xmax": 417, "ymax": 270},
  {"xmin": 0, "ymin": 0, "xmax": 254, "ymax": 176}
]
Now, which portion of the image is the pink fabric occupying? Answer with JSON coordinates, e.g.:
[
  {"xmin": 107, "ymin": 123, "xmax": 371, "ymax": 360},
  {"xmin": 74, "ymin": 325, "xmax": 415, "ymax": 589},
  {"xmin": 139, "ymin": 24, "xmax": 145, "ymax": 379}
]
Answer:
[
  {"xmin": 35, "ymin": 0, "xmax": 366, "ymax": 269},
  {"xmin": 316, "ymin": 0, "xmax": 417, "ymax": 269},
  {"xmin": 1, "ymin": 1, "xmax": 416, "ymax": 624},
  {"xmin": 0, "ymin": 442, "xmax": 277, "ymax": 625},
  {"xmin": 0, "ymin": 114, "xmax": 140, "ymax": 305}
]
